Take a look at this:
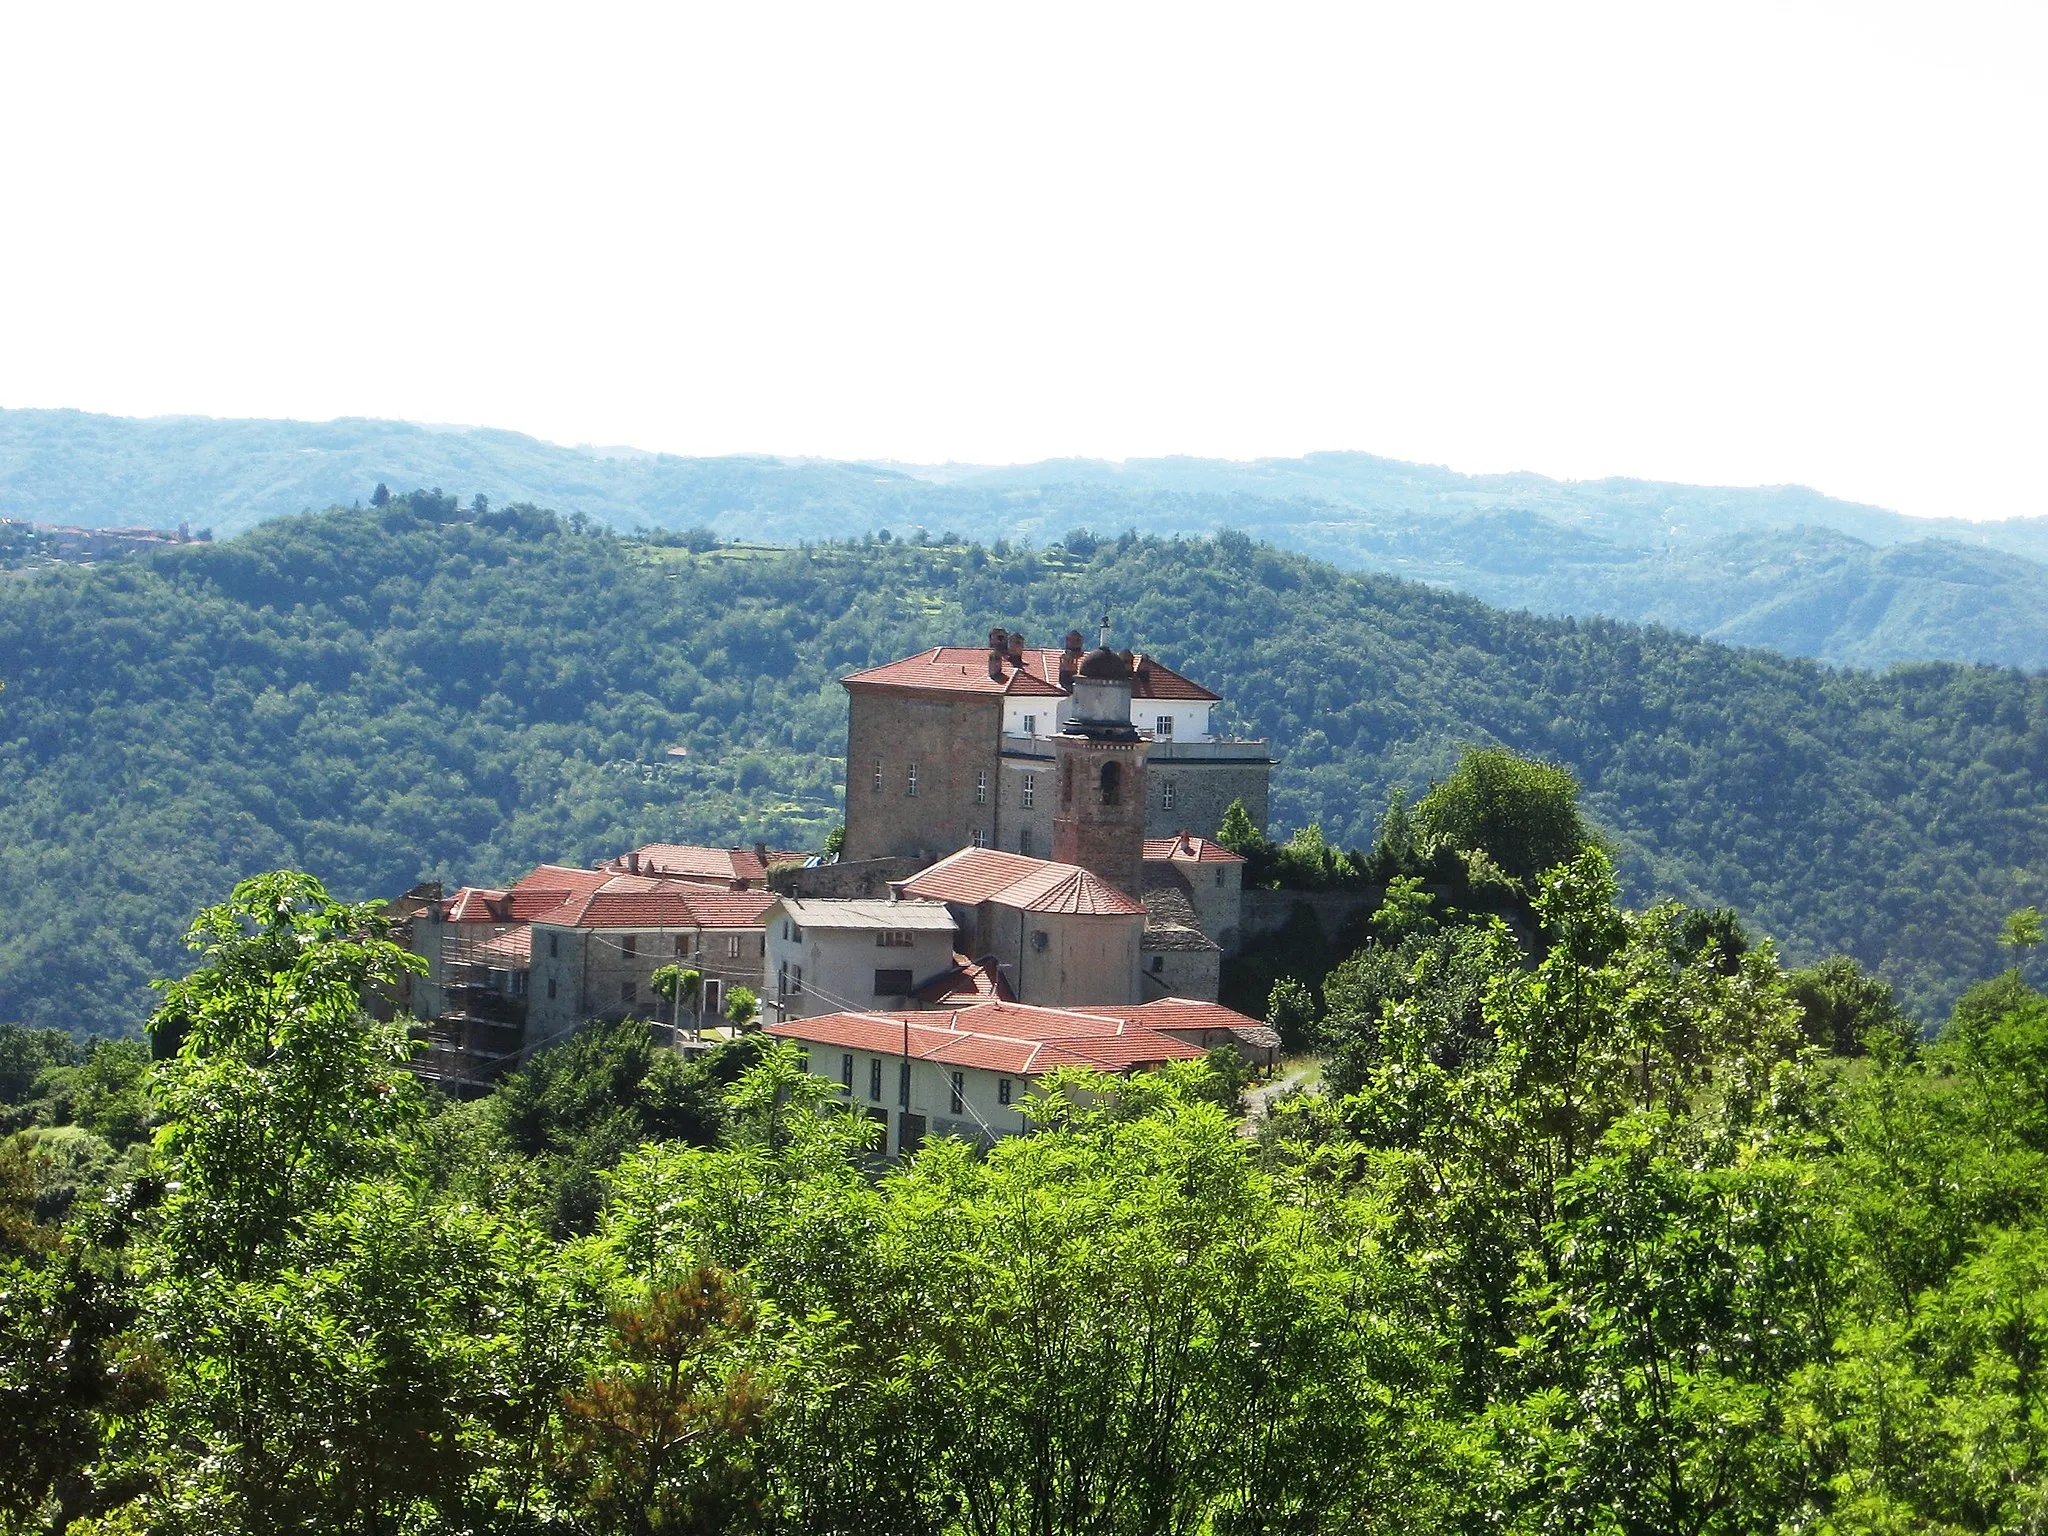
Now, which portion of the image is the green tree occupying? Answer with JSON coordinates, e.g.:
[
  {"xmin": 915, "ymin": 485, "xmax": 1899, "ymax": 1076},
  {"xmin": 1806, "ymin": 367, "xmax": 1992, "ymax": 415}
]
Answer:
[
  {"xmin": 1413, "ymin": 745, "xmax": 1595, "ymax": 886},
  {"xmin": 723, "ymin": 987, "xmax": 759, "ymax": 1029}
]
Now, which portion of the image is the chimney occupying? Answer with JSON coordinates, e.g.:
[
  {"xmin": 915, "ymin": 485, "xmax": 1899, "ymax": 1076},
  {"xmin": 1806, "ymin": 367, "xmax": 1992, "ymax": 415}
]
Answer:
[
  {"xmin": 1064, "ymin": 629, "xmax": 1085, "ymax": 656},
  {"xmin": 988, "ymin": 650, "xmax": 1004, "ymax": 680},
  {"xmin": 627, "ymin": 849, "xmax": 640, "ymax": 875},
  {"xmin": 1007, "ymin": 631, "xmax": 1025, "ymax": 663}
]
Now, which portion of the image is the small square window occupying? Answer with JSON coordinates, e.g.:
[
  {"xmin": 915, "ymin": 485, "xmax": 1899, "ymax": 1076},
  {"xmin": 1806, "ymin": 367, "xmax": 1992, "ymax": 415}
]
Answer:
[
  {"xmin": 998, "ymin": 1077, "xmax": 1012, "ymax": 1107},
  {"xmin": 1155, "ymin": 715, "xmax": 1173, "ymax": 736},
  {"xmin": 620, "ymin": 934, "xmax": 637, "ymax": 958},
  {"xmin": 674, "ymin": 934, "xmax": 689, "ymax": 955},
  {"xmin": 875, "ymin": 968, "xmax": 914, "ymax": 996}
]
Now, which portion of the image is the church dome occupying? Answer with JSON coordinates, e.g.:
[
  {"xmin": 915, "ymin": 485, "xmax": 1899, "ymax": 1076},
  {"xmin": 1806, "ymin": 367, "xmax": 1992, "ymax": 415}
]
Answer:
[{"xmin": 1077, "ymin": 646, "xmax": 1129, "ymax": 680}]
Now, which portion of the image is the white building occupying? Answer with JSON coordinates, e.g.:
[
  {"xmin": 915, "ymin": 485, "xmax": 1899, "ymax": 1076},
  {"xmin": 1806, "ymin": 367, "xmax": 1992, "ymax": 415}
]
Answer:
[{"xmin": 761, "ymin": 896, "xmax": 960, "ymax": 1021}]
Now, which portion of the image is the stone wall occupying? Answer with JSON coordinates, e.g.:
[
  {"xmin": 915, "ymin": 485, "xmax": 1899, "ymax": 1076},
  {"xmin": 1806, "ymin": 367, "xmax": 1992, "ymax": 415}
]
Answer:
[
  {"xmin": 1144, "ymin": 758, "xmax": 1271, "ymax": 840},
  {"xmin": 844, "ymin": 690, "xmax": 1003, "ymax": 861},
  {"xmin": 768, "ymin": 857, "xmax": 925, "ymax": 898}
]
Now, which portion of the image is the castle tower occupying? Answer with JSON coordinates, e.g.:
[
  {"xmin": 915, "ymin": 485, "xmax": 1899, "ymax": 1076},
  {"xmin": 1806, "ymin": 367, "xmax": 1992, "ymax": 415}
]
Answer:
[{"xmin": 1051, "ymin": 624, "xmax": 1149, "ymax": 900}]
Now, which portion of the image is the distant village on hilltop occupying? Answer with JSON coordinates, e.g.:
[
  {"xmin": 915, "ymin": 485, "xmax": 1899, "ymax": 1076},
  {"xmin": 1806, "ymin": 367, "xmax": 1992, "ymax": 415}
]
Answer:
[{"xmin": 390, "ymin": 623, "xmax": 1284, "ymax": 1156}]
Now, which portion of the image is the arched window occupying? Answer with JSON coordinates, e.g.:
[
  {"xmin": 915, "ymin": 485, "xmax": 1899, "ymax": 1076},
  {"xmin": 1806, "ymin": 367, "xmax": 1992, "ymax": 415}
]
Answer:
[{"xmin": 1099, "ymin": 761, "xmax": 1121, "ymax": 806}]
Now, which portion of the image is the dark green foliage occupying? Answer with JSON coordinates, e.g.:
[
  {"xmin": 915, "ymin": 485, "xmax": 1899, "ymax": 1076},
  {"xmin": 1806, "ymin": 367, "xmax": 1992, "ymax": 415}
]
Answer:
[
  {"xmin": 1787, "ymin": 953, "xmax": 1915, "ymax": 1054},
  {"xmin": 10, "ymin": 508, "xmax": 2048, "ymax": 1043}
]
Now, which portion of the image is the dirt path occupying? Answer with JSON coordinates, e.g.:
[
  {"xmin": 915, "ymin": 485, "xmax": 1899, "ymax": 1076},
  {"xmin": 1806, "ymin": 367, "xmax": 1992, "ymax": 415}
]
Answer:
[{"xmin": 1241, "ymin": 1060, "xmax": 1321, "ymax": 1134}]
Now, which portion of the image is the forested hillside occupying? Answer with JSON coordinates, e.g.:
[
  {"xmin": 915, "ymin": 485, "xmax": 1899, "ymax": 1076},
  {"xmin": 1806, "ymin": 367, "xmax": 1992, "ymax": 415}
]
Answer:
[
  {"xmin": 11, "ymin": 407, "xmax": 2048, "ymax": 669},
  {"xmin": 5, "ymin": 495, "xmax": 2048, "ymax": 1036}
]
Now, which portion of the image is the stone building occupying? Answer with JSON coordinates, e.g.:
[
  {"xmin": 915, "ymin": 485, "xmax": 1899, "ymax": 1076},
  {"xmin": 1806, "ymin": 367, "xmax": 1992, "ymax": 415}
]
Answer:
[
  {"xmin": 524, "ymin": 878, "xmax": 775, "ymax": 1040},
  {"xmin": 898, "ymin": 846, "xmax": 1147, "ymax": 1009},
  {"xmin": 841, "ymin": 627, "xmax": 1272, "ymax": 865},
  {"xmin": 760, "ymin": 895, "xmax": 961, "ymax": 1021},
  {"xmin": 767, "ymin": 996, "xmax": 1278, "ymax": 1157}
]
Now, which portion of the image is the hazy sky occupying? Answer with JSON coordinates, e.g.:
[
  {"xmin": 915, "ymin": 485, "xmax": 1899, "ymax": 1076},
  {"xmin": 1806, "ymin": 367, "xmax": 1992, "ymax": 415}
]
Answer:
[{"xmin": 1, "ymin": 3, "xmax": 2041, "ymax": 520}]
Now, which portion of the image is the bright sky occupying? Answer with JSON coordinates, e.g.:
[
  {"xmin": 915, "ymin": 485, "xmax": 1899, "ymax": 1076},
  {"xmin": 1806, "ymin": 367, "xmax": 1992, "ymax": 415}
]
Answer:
[{"xmin": 0, "ymin": 3, "xmax": 2042, "ymax": 520}]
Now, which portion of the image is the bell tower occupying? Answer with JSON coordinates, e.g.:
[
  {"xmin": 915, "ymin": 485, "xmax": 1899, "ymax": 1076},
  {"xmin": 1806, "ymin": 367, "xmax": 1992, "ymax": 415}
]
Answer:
[{"xmin": 1052, "ymin": 619, "xmax": 1148, "ymax": 900}]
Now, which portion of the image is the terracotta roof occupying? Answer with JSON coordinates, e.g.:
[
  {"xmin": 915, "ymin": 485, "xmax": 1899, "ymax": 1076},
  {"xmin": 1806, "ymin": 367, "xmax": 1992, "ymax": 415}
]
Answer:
[
  {"xmin": 604, "ymin": 844, "xmax": 777, "ymax": 886},
  {"xmin": 472, "ymin": 928, "xmax": 532, "ymax": 967},
  {"xmin": 527, "ymin": 880, "xmax": 775, "ymax": 931},
  {"xmin": 843, "ymin": 644, "xmax": 1219, "ymax": 703},
  {"xmin": 1143, "ymin": 834, "xmax": 1244, "ymax": 864},
  {"xmin": 767, "ymin": 1005, "xmax": 1202, "ymax": 1075},
  {"xmin": 910, "ymin": 955, "xmax": 1016, "ymax": 1005},
  {"xmin": 1121, "ymin": 998, "xmax": 1266, "ymax": 1034},
  {"xmin": 441, "ymin": 887, "xmax": 510, "ymax": 923},
  {"xmin": 902, "ymin": 847, "xmax": 1146, "ymax": 917}
]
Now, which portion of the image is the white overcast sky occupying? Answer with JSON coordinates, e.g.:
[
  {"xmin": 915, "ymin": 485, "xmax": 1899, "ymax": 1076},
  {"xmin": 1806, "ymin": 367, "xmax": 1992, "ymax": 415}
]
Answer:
[{"xmin": 0, "ymin": 2, "xmax": 2042, "ymax": 520}]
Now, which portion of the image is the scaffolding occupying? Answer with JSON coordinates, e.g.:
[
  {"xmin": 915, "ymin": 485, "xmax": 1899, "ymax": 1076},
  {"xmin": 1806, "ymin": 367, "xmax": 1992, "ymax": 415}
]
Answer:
[{"xmin": 410, "ymin": 926, "xmax": 530, "ymax": 1092}]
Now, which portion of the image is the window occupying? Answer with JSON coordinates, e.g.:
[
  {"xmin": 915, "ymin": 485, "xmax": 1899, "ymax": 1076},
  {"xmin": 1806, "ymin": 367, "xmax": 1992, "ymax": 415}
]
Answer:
[
  {"xmin": 703, "ymin": 979, "xmax": 724, "ymax": 1017},
  {"xmin": 1151, "ymin": 956, "xmax": 1164, "ymax": 973},
  {"xmin": 869, "ymin": 1058, "xmax": 883, "ymax": 1101},
  {"xmin": 950, "ymin": 1071, "xmax": 965, "ymax": 1114},
  {"xmin": 872, "ymin": 759, "xmax": 884, "ymax": 793},
  {"xmin": 874, "ymin": 968, "xmax": 914, "ymax": 996},
  {"xmin": 546, "ymin": 977, "xmax": 557, "ymax": 1000},
  {"xmin": 841, "ymin": 1053, "xmax": 854, "ymax": 1092},
  {"xmin": 777, "ymin": 961, "xmax": 789, "ymax": 998},
  {"xmin": 998, "ymin": 1077, "xmax": 1013, "ymax": 1106},
  {"xmin": 1216, "ymin": 867, "xmax": 1226, "ymax": 887},
  {"xmin": 1021, "ymin": 772, "xmax": 1035, "ymax": 808},
  {"xmin": 795, "ymin": 1050, "xmax": 810, "ymax": 1074},
  {"xmin": 791, "ymin": 965, "xmax": 803, "ymax": 996},
  {"xmin": 1022, "ymin": 713, "xmax": 1037, "ymax": 736},
  {"xmin": 621, "ymin": 980, "xmax": 637, "ymax": 1004},
  {"xmin": 970, "ymin": 828, "xmax": 985, "ymax": 848},
  {"xmin": 727, "ymin": 934, "xmax": 741, "ymax": 958},
  {"xmin": 1099, "ymin": 761, "xmax": 1121, "ymax": 806},
  {"xmin": 1156, "ymin": 714, "xmax": 1174, "ymax": 736},
  {"xmin": 876, "ymin": 930, "xmax": 915, "ymax": 947},
  {"xmin": 975, "ymin": 770, "xmax": 988, "ymax": 805},
  {"xmin": 620, "ymin": 934, "xmax": 637, "ymax": 958},
  {"xmin": 548, "ymin": 932, "xmax": 559, "ymax": 959},
  {"xmin": 782, "ymin": 920, "xmax": 803, "ymax": 942},
  {"xmin": 1162, "ymin": 779, "xmax": 1177, "ymax": 812},
  {"xmin": 674, "ymin": 933, "xmax": 689, "ymax": 955},
  {"xmin": 906, "ymin": 763, "xmax": 919, "ymax": 797},
  {"xmin": 898, "ymin": 1060, "xmax": 911, "ymax": 1107},
  {"xmin": 1018, "ymin": 828, "xmax": 1033, "ymax": 856}
]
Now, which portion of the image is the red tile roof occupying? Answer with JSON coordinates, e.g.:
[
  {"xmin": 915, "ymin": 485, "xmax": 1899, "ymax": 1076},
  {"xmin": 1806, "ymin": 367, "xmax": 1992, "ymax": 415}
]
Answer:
[
  {"xmin": 441, "ymin": 887, "xmax": 510, "ymax": 923},
  {"xmin": 902, "ymin": 847, "xmax": 1146, "ymax": 916},
  {"xmin": 603, "ymin": 844, "xmax": 789, "ymax": 886},
  {"xmin": 1143, "ymin": 834, "xmax": 1245, "ymax": 865},
  {"xmin": 910, "ymin": 955, "xmax": 1016, "ymax": 1005},
  {"xmin": 767, "ymin": 1004, "xmax": 1203, "ymax": 1076},
  {"xmin": 842, "ymin": 644, "xmax": 1219, "ymax": 703},
  {"xmin": 526, "ymin": 879, "xmax": 775, "ymax": 931}
]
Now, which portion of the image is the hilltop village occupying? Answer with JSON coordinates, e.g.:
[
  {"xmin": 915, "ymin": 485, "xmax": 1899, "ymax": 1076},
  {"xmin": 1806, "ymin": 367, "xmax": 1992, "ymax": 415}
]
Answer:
[{"xmin": 394, "ymin": 624, "xmax": 1282, "ymax": 1154}]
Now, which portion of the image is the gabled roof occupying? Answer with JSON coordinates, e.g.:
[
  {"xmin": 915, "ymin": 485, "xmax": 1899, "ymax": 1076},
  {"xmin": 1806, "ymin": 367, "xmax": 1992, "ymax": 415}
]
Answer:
[
  {"xmin": 910, "ymin": 955, "xmax": 1016, "ymax": 1005},
  {"xmin": 604, "ymin": 844, "xmax": 792, "ymax": 887},
  {"xmin": 902, "ymin": 847, "xmax": 1146, "ymax": 917},
  {"xmin": 527, "ymin": 879, "xmax": 776, "ymax": 931},
  {"xmin": 441, "ymin": 887, "xmax": 511, "ymax": 923},
  {"xmin": 842, "ymin": 644, "xmax": 1219, "ymax": 703},
  {"xmin": 1143, "ymin": 834, "xmax": 1244, "ymax": 865},
  {"xmin": 767, "ymin": 1003, "xmax": 1204, "ymax": 1076}
]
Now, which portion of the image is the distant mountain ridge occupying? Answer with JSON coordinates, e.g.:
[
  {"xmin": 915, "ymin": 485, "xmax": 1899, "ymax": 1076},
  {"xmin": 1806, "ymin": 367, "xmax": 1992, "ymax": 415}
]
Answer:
[{"xmin": 6, "ymin": 407, "xmax": 2048, "ymax": 671}]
